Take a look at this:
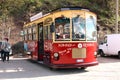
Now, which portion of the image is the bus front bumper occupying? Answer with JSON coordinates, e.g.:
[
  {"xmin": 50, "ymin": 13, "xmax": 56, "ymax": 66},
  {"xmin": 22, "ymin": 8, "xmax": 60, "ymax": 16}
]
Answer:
[{"xmin": 51, "ymin": 61, "xmax": 98, "ymax": 69}]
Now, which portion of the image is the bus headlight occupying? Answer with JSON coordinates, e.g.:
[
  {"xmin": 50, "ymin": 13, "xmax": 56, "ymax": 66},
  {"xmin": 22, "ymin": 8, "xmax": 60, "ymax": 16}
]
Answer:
[
  {"xmin": 54, "ymin": 53, "xmax": 59, "ymax": 60},
  {"xmin": 54, "ymin": 53, "xmax": 59, "ymax": 57}
]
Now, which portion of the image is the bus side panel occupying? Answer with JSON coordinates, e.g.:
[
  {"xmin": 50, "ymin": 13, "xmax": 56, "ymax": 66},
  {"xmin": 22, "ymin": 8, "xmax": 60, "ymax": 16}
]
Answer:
[
  {"xmin": 44, "ymin": 40, "xmax": 53, "ymax": 52},
  {"xmin": 43, "ymin": 40, "xmax": 53, "ymax": 64},
  {"xmin": 27, "ymin": 41, "xmax": 38, "ymax": 61}
]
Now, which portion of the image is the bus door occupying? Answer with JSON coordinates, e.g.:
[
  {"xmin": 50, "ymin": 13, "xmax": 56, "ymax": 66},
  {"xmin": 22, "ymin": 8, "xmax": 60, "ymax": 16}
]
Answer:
[{"xmin": 38, "ymin": 23, "xmax": 44, "ymax": 61}]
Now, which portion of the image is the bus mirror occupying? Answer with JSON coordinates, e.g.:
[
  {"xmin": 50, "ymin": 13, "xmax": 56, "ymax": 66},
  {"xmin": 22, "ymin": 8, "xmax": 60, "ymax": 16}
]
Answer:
[{"xmin": 50, "ymin": 23, "xmax": 55, "ymax": 33}]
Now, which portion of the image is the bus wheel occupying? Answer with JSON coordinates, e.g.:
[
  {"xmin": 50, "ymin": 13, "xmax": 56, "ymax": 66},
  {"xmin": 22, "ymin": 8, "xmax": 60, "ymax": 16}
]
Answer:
[
  {"xmin": 49, "ymin": 67, "xmax": 57, "ymax": 70},
  {"xmin": 118, "ymin": 52, "xmax": 120, "ymax": 59},
  {"xmin": 99, "ymin": 50, "xmax": 105, "ymax": 57},
  {"xmin": 80, "ymin": 67, "xmax": 87, "ymax": 70}
]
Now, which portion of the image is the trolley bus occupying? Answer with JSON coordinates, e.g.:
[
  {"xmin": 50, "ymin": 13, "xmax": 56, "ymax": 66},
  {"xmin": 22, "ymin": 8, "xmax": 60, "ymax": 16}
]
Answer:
[{"xmin": 23, "ymin": 7, "xmax": 98, "ymax": 69}]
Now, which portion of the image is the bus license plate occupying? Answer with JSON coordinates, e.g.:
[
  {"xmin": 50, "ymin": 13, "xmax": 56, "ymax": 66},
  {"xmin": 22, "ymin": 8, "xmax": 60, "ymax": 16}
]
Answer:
[{"xmin": 76, "ymin": 59, "xmax": 84, "ymax": 62}]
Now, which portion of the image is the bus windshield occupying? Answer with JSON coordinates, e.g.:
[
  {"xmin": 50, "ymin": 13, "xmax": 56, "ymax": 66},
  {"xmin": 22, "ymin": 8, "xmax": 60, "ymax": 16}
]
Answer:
[
  {"xmin": 86, "ymin": 15, "xmax": 97, "ymax": 41},
  {"xmin": 55, "ymin": 16, "xmax": 70, "ymax": 40},
  {"xmin": 72, "ymin": 15, "xmax": 85, "ymax": 40},
  {"xmin": 55, "ymin": 14, "xmax": 97, "ymax": 41}
]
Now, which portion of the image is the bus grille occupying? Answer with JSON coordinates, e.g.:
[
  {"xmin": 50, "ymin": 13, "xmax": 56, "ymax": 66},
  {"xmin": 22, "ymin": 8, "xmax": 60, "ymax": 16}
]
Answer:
[{"xmin": 72, "ymin": 48, "xmax": 86, "ymax": 58}]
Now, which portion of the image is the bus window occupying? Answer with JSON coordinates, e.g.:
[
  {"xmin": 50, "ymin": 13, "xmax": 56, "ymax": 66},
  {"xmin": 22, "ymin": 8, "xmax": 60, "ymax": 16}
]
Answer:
[
  {"xmin": 33, "ymin": 27, "xmax": 36, "ymax": 33},
  {"xmin": 32, "ymin": 27, "xmax": 37, "ymax": 40},
  {"xmin": 48, "ymin": 26, "xmax": 52, "ymax": 39},
  {"xmin": 24, "ymin": 29, "xmax": 27, "ymax": 35},
  {"xmin": 86, "ymin": 15, "xmax": 97, "ymax": 41},
  {"xmin": 24, "ymin": 29, "xmax": 28, "ymax": 40},
  {"xmin": 28, "ymin": 27, "xmax": 33, "ymax": 40},
  {"xmin": 28, "ymin": 27, "xmax": 32, "ymax": 34},
  {"xmin": 33, "ymin": 33, "xmax": 36, "ymax": 40},
  {"xmin": 72, "ymin": 15, "xmax": 85, "ymax": 40},
  {"xmin": 28, "ymin": 34, "xmax": 32, "ymax": 40},
  {"xmin": 43, "ymin": 26, "xmax": 52, "ymax": 40},
  {"xmin": 24, "ymin": 35, "xmax": 28, "ymax": 40},
  {"xmin": 55, "ymin": 16, "xmax": 70, "ymax": 40},
  {"xmin": 44, "ymin": 26, "xmax": 48, "ymax": 40}
]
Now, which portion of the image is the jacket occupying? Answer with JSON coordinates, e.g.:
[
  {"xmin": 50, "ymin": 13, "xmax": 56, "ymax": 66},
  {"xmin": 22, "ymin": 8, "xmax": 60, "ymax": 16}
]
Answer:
[{"xmin": 1, "ymin": 41, "xmax": 11, "ymax": 52}]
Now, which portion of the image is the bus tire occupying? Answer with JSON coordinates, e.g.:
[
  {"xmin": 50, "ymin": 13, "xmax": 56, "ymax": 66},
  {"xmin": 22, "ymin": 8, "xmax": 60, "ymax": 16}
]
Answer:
[
  {"xmin": 49, "ymin": 67, "xmax": 57, "ymax": 70},
  {"xmin": 99, "ymin": 50, "xmax": 105, "ymax": 57},
  {"xmin": 80, "ymin": 67, "xmax": 87, "ymax": 70},
  {"xmin": 118, "ymin": 52, "xmax": 120, "ymax": 59}
]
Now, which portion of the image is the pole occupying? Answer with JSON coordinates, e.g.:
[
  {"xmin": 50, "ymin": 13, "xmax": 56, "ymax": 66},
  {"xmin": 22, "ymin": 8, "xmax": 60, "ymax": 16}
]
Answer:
[
  {"xmin": 8, "ymin": 27, "xmax": 11, "ymax": 39},
  {"xmin": 115, "ymin": 0, "xmax": 119, "ymax": 33}
]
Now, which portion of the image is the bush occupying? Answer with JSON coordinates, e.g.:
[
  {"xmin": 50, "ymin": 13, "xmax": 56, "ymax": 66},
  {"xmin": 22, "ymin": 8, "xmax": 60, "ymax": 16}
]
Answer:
[{"xmin": 11, "ymin": 41, "xmax": 24, "ymax": 55}]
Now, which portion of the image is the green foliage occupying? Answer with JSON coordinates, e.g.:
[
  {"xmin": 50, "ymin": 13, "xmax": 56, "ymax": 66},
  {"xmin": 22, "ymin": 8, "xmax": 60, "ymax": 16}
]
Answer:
[{"xmin": 0, "ymin": 0, "xmax": 119, "ymax": 29}]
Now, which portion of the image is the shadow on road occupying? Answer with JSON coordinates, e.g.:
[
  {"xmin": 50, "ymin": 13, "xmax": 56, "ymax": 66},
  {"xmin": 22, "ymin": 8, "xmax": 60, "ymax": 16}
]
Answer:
[{"xmin": 0, "ymin": 57, "xmax": 89, "ymax": 80}]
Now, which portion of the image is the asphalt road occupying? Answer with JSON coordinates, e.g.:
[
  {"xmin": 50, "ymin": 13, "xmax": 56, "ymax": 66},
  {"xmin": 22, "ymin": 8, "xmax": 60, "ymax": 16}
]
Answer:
[{"xmin": 0, "ymin": 56, "xmax": 120, "ymax": 80}]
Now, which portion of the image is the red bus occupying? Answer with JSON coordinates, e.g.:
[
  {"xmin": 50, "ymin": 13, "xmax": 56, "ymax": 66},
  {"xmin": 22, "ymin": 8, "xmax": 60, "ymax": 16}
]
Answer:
[{"xmin": 23, "ymin": 7, "xmax": 98, "ymax": 69}]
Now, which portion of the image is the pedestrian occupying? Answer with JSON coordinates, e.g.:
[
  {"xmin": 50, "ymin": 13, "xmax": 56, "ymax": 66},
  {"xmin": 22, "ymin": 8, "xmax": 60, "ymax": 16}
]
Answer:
[
  {"xmin": 1, "ymin": 38, "xmax": 11, "ymax": 62},
  {"xmin": 24, "ymin": 41, "xmax": 28, "ymax": 51}
]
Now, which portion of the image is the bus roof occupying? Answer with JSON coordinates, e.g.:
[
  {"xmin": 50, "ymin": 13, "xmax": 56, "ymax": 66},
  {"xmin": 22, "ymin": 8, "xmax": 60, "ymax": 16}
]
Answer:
[
  {"xmin": 24, "ymin": 7, "xmax": 92, "ymax": 26},
  {"xmin": 51, "ymin": 7, "xmax": 89, "ymax": 12}
]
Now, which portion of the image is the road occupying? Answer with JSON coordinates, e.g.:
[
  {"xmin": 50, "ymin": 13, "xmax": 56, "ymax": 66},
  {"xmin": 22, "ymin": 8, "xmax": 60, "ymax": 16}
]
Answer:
[{"xmin": 0, "ymin": 56, "xmax": 120, "ymax": 80}]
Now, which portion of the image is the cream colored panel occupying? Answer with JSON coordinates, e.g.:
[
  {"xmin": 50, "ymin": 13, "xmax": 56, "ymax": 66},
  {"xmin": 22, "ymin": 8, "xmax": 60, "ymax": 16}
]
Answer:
[{"xmin": 72, "ymin": 48, "xmax": 86, "ymax": 58}]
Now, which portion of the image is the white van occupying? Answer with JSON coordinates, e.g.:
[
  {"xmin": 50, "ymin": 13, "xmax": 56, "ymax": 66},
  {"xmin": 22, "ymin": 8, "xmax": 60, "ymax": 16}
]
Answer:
[{"xmin": 98, "ymin": 34, "xmax": 120, "ymax": 58}]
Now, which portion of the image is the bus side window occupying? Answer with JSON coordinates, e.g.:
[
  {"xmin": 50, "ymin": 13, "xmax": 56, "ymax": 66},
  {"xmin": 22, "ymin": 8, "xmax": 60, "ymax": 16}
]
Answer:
[
  {"xmin": 24, "ymin": 29, "xmax": 28, "ymax": 40},
  {"xmin": 50, "ymin": 22, "xmax": 55, "ymax": 33},
  {"xmin": 28, "ymin": 27, "xmax": 33, "ymax": 40},
  {"xmin": 44, "ymin": 26, "xmax": 48, "ymax": 40},
  {"xmin": 32, "ymin": 27, "xmax": 37, "ymax": 40},
  {"xmin": 48, "ymin": 26, "xmax": 52, "ymax": 39}
]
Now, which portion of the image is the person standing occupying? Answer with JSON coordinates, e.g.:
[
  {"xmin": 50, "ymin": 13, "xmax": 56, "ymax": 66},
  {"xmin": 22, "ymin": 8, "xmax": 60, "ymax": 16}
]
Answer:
[
  {"xmin": 24, "ymin": 41, "xmax": 28, "ymax": 51},
  {"xmin": 1, "ymin": 38, "xmax": 11, "ymax": 62}
]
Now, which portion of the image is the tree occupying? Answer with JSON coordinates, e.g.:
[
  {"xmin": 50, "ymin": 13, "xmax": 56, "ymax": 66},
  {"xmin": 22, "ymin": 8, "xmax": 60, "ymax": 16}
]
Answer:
[{"xmin": 0, "ymin": 0, "xmax": 120, "ymax": 39}]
